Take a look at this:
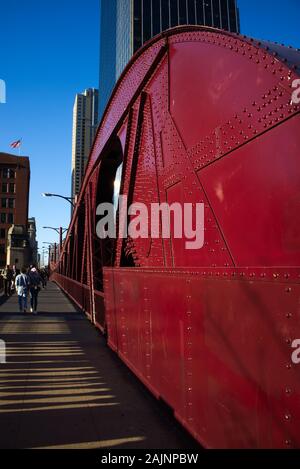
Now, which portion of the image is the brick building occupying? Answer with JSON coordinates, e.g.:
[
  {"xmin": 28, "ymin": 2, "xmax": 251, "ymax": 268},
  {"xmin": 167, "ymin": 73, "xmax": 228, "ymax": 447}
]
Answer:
[{"xmin": 0, "ymin": 153, "xmax": 30, "ymax": 267}]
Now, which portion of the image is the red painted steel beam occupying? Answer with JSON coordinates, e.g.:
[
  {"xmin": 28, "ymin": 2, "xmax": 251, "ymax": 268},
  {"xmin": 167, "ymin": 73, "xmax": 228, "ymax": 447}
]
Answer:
[{"xmin": 53, "ymin": 26, "xmax": 300, "ymax": 448}]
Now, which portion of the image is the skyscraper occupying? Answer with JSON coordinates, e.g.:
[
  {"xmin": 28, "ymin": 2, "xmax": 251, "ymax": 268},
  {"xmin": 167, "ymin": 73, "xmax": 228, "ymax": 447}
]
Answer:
[
  {"xmin": 71, "ymin": 88, "xmax": 99, "ymax": 200},
  {"xmin": 99, "ymin": 0, "xmax": 240, "ymax": 119},
  {"xmin": 99, "ymin": 0, "xmax": 117, "ymax": 125}
]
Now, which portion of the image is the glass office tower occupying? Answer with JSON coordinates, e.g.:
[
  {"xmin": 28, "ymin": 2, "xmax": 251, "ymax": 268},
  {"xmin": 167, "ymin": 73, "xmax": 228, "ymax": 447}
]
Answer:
[
  {"xmin": 99, "ymin": 0, "xmax": 240, "ymax": 119},
  {"xmin": 99, "ymin": 0, "xmax": 117, "ymax": 120}
]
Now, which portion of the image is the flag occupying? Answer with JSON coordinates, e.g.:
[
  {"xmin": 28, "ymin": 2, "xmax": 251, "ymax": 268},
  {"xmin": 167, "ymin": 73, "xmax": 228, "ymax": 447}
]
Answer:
[{"xmin": 10, "ymin": 139, "xmax": 22, "ymax": 148}]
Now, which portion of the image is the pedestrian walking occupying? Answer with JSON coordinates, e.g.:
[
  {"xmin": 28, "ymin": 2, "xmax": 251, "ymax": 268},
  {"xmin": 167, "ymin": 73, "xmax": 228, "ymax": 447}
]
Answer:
[
  {"xmin": 40, "ymin": 269, "xmax": 47, "ymax": 288},
  {"xmin": 2, "ymin": 265, "xmax": 13, "ymax": 296},
  {"xmin": 28, "ymin": 266, "xmax": 42, "ymax": 314},
  {"xmin": 15, "ymin": 267, "xmax": 29, "ymax": 313}
]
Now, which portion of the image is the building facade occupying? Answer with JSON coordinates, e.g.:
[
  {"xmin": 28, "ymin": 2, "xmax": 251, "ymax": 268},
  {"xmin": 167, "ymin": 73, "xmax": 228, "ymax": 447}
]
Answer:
[
  {"xmin": 99, "ymin": 0, "xmax": 240, "ymax": 118},
  {"xmin": 28, "ymin": 217, "xmax": 38, "ymax": 265},
  {"xmin": 71, "ymin": 88, "xmax": 99, "ymax": 199},
  {"xmin": 0, "ymin": 153, "xmax": 30, "ymax": 268}
]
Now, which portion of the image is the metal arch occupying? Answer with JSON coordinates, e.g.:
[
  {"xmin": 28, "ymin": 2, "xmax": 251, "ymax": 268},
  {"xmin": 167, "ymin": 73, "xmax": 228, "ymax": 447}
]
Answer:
[{"xmin": 52, "ymin": 26, "xmax": 300, "ymax": 448}]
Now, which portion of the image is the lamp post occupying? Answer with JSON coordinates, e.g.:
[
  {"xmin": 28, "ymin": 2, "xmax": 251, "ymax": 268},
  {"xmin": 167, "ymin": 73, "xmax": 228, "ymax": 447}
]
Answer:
[
  {"xmin": 42, "ymin": 250, "xmax": 48, "ymax": 268},
  {"xmin": 41, "ymin": 249, "xmax": 48, "ymax": 268},
  {"xmin": 42, "ymin": 193, "xmax": 75, "ymax": 208},
  {"xmin": 43, "ymin": 242, "xmax": 55, "ymax": 269},
  {"xmin": 43, "ymin": 226, "xmax": 68, "ymax": 253},
  {"xmin": 37, "ymin": 247, "xmax": 48, "ymax": 269}
]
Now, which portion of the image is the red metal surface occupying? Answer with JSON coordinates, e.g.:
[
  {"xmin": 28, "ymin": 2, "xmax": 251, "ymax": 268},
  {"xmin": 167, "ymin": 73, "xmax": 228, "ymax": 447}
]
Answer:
[
  {"xmin": 53, "ymin": 26, "xmax": 300, "ymax": 448},
  {"xmin": 103, "ymin": 267, "xmax": 300, "ymax": 448}
]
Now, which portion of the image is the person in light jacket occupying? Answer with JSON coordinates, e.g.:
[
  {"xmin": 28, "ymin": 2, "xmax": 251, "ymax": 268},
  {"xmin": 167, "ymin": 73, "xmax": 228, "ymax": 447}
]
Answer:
[{"xmin": 15, "ymin": 267, "xmax": 29, "ymax": 313}]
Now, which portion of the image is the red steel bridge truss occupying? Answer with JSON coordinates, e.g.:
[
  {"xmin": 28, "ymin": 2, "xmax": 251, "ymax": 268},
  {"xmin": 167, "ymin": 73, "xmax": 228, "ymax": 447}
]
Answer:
[{"xmin": 52, "ymin": 26, "xmax": 300, "ymax": 448}]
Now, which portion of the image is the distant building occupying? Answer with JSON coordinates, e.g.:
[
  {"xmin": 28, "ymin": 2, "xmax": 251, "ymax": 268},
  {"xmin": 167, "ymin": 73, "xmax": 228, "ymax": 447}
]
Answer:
[
  {"xmin": 99, "ymin": 0, "xmax": 240, "ymax": 119},
  {"xmin": 6, "ymin": 225, "xmax": 31, "ymax": 269},
  {"xmin": 0, "ymin": 153, "xmax": 30, "ymax": 268},
  {"xmin": 28, "ymin": 217, "xmax": 38, "ymax": 265},
  {"xmin": 71, "ymin": 88, "xmax": 99, "ymax": 200}
]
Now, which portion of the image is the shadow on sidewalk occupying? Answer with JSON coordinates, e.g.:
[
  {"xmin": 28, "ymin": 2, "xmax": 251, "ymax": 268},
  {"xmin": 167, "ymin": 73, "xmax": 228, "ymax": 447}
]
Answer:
[
  {"xmin": 0, "ymin": 293, "xmax": 11, "ymax": 307},
  {"xmin": 0, "ymin": 302, "xmax": 201, "ymax": 450}
]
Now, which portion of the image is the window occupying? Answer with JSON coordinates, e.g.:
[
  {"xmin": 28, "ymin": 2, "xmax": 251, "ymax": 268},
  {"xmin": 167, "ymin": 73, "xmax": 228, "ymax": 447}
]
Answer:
[
  {"xmin": 7, "ymin": 213, "xmax": 14, "ymax": 224},
  {"xmin": 1, "ymin": 198, "xmax": 7, "ymax": 208},
  {"xmin": 228, "ymin": 0, "xmax": 237, "ymax": 32},
  {"xmin": 195, "ymin": 0, "xmax": 204, "ymax": 24},
  {"xmin": 220, "ymin": 0, "xmax": 228, "ymax": 30},
  {"xmin": 0, "ymin": 244, "xmax": 5, "ymax": 255},
  {"xmin": 179, "ymin": 0, "xmax": 187, "ymax": 24},
  {"xmin": 187, "ymin": 0, "xmax": 196, "ymax": 24},
  {"xmin": 212, "ymin": 0, "xmax": 221, "ymax": 28},
  {"xmin": 143, "ymin": 0, "xmax": 152, "ymax": 42},
  {"xmin": 134, "ymin": 0, "xmax": 142, "ymax": 52},
  {"xmin": 9, "ymin": 183, "xmax": 15, "ymax": 193},
  {"xmin": 204, "ymin": 1, "xmax": 212, "ymax": 25},
  {"xmin": 9, "ymin": 169, "xmax": 15, "ymax": 179},
  {"xmin": 170, "ymin": 0, "xmax": 179, "ymax": 26},
  {"xmin": 2, "ymin": 183, "xmax": 8, "ymax": 193},
  {"xmin": 152, "ymin": 0, "xmax": 161, "ymax": 36},
  {"xmin": 2, "ymin": 168, "xmax": 8, "ymax": 178},
  {"xmin": 8, "ymin": 198, "xmax": 15, "ymax": 209},
  {"xmin": 0, "ymin": 229, "xmax": 5, "ymax": 239},
  {"xmin": 161, "ymin": 0, "xmax": 170, "ymax": 30},
  {"xmin": 0, "ymin": 213, "xmax": 6, "ymax": 224}
]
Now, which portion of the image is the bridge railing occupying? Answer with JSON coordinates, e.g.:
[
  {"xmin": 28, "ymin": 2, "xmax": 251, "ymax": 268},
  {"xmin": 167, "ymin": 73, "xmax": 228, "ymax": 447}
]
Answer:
[
  {"xmin": 51, "ymin": 272, "xmax": 91, "ymax": 317},
  {"xmin": 51, "ymin": 272, "xmax": 105, "ymax": 331}
]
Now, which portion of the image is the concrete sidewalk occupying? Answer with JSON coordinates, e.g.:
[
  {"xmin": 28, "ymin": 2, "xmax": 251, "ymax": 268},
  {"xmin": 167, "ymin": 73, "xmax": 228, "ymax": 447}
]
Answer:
[{"xmin": 0, "ymin": 282, "xmax": 200, "ymax": 449}]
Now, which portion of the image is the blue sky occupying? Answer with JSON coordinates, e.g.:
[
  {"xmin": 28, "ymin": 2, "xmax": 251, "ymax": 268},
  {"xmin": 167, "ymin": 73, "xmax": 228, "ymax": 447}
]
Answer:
[{"xmin": 0, "ymin": 0, "xmax": 299, "ymax": 257}]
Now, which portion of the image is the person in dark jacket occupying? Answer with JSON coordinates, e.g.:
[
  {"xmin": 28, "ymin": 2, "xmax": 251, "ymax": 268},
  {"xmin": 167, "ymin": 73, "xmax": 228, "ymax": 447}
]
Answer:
[
  {"xmin": 2, "ymin": 265, "xmax": 13, "ymax": 296},
  {"xmin": 28, "ymin": 267, "xmax": 42, "ymax": 314}
]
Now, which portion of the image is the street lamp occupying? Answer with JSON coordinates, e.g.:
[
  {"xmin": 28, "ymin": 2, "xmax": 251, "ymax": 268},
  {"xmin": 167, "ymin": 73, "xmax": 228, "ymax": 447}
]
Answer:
[
  {"xmin": 38, "ymin": 248, "xmax": 49, "ymax": 268},
  {"xmin": 42, "ymin": 193, "xmax": 75, "ymax": 208},
  {"xmin": 43, "ymin": 226, "xmax": 68, "ymax": 234},
  {"xmin": 43, "ymin": 242, "xmax": 56, "ymax": 265},
  {"xmin": 43, "ymin": 226, "xmax": 68, "ymax": 251}
]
